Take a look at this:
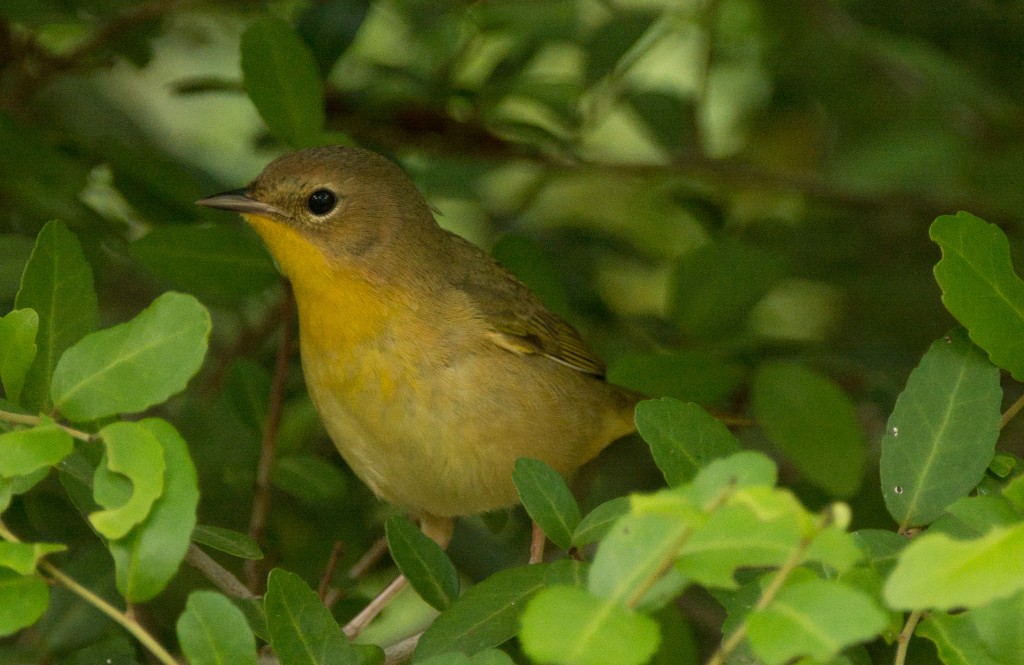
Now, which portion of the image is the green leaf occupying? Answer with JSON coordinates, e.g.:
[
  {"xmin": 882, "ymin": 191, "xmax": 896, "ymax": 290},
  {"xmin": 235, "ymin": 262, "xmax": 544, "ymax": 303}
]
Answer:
[
  {"xmin": 0, "ymin": 569, "xmax": 49, "ymax": 637},
  {"xmin": 519, "ymin": 586, "xmax": 660, "ymax": 665},
  {"xmin": 0, "ymin": 309, "xmax": 38, "ymax": 406},
  {"xmin": 264, "ymin": 569, "xmax": 356, "ymax": 665},
  {"xmin": 590, "ymin": 494, "xmax": 695, "ymax": 608},
  {"xmin": 684, "ymin": 452, "xmax": 778, "ymax": 506},
  {"xmin": 241, "ymin": 17, "xmax": 325, "ymax": 149},
  {"xmin": 967, "ymin": 589, "xmax": 1024, "ymax": 664},
  {"xmin": 746, "ymin": 580, "xmax": 887, "ymax": 665},
  {"xmin": 177, "ymin": 590, "xmax": 258, "ymax": 665},
  {"xmin": 884, "ymin": 522, "xmax": 1024, "ymax": 610},
  {"xmin": 295, "ymin": 0, "xmax": 370, "ymax": 76},
  {"xmin": 131, "ymin": 225, "xmax": 278, "ymax": 304},
  {"xmin": 108, "ymin": 418, "xmax": 199, "ymax": 602},
  {"xmin": 414, "ymin": 564, "xmax": 549, "ymax": 661},
  {"xmin": 385, "ymin": 516, "xmax": 459, "ymax": 612},
  {"xmin": 51, "ymin": 291, "xmax": 212, "ymax": 422},
  {"xmin": 668, "ymin": 239, "xmax": 785, "ymax": 339},
  {"xmin": 224, "ymin": 359, "xmax": 271, "ymax": 432},
  {"xmin": 0, "ymin": 235, "xmax": 35, "ymax": 303},
  {"xmin": 930, "ymin": 211, "xmax": 1024, "ymax": 380},
  {"xmin": 513, "ymin": 457, "xmax": 581, "ymax": 550},
  {"xmin": 879, "ymin": 330, "xmax": 1001, "ymax": 529},
  {"xmin": 675, "ymin": 492, "xmax": 804, "ymax": 590},
  {"xmin": 0, "ymin": 542, "xmax": 65, "ymax": 575},
  {"xmin": 635, "ymin": 398, "xmax": 741, "ymax": 487},
  {"xmin": 751, "ymin": 361, "xmax": 867, "ymax": 498},
  {"xmin": 0, "ymin": 419, "xmax": 73, "ymax": 477},
  {"xmin": 271, "ymin": 455, "xmax": 347, "ymax": 505},
  {"xmin": 491, "ymin": 234, "xmax": 571, "ymax": 319},
  {"xmin": 607, "ymin": 350, "xmax": 744, "ymax": 406},
  {"xmin": 89, "ymin": 421, "xmax": 166, "ymax": 540},
  {"xmin": 192, "ymin": 525, "xmax": 264, "ymax": 560},
  {"xmin": 917, "ymin": 612, "xmax": 1004, "ymax": 665},
  {"xmin": 14, "ymin": 220, "xmax": 99, "ymax": 412},
  {"xmin": 573, "ymin": 497, "xmax": 630, "ymax": 547}
]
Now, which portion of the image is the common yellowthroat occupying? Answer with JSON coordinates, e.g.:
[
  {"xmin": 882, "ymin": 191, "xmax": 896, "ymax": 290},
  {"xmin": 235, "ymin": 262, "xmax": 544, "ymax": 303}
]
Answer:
[{"xmin": 197, "ymin": 146, "xmax": 639, "ymax": 550}]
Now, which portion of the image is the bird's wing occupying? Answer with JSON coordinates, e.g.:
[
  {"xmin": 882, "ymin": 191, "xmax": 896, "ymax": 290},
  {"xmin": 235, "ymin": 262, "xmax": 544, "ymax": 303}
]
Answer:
[{"xmin": 446, "ymin": 234, "xmax": 606, "ymax": 377}]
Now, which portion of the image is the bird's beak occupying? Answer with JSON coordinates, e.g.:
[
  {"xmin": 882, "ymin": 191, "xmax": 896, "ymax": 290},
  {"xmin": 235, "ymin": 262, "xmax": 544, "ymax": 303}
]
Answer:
[{"xmin": 196, "ymin": 189, "xmax": 289, "ymax": 219}]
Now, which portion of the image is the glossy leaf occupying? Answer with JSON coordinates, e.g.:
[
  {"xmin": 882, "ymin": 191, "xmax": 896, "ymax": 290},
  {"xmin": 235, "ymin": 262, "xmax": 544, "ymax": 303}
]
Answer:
[
  {"xmin": 264, "ymin": 568, "xmax": 356, "ymax": 665},
  {"xmin": 177, "ymin": 590, "xmax": 258, "ymax": 665},
  {"xmin": 0, "ymin": 569, "xmax": 48, "ymax": 637},
  {"xmin": 241, "ymin": 18, "xmax": 325, "ymax": 149},
  {"xmin": 880, "ymin": 330, "xmax": 1001, "ymax": 529},
  {"xmin": 931, "ymin": 211, "xmax": 1024, "ymax": 379},
  {"xmin": 746, "ymin": 580, "xmax": 887, "ymax": 665},
  {"xmin": 90, "ymin": 421, "xmax": 166, "ymax": 540},
  {"xmin": 635, "ymin": 398, "xmax": 740, "ymax": 487},
  {"xmin": 520, "ymin": 585, "xmax": 660, "ymax": 665},
  {"xmin": 0, "ymin": 418, "xmax": 73, "ymax": 477},
  {"xmin": 513, "ymin": 458, "xmax": 580, "ymax": 550},
  {"xmin": 51, "ymin": 291, "xmax": 211, "ymax": 421},
  {"xmin": 884, "ymin": 523, "xmax": 1024, "ymax": 610},
  {"xmin": 14, "ymin": 220, "xmax": 98, "ymax": 412},
  {"xmin": 108, "ymin": 419, "xmax": 199, "ymax": 602},
  {"xmin": 385, "ymin": 516, "xmax": 459, "ymax": 611},
  {"xmin": 130, "ymin": 224, "xmax": 278, "ymax": 304},
  {"xmin": 414, "ymin": 564, "xmax": 549, "ymax": 661},
  {"xmin": 751, "ymin": 361, "xmax": 866, "ymax": 498},
  {"xmin": 0, "ymin": 308, "xmax": 38, "ymax": 406},
  {"xmin": 191, "ymin": 525, "xmax": 264, "ymax": 560}
]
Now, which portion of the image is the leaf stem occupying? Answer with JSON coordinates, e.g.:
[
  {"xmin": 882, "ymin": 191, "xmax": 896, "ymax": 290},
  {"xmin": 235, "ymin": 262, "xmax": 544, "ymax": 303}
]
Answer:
[
  {"xmin": 0, "ymin": 409, "xmax": 95, "ymax": 442},
  {"xmin": 0, "ymin": 520, "xmax": 177, "ymax": 665},
  {"xmin": 706, "ymin": 507, "xmax": 834, "ymax": 665},
  {"xmin": 893, "ymin": 609, "xmax": 924, "ymax": 665},
  {"xmin": 1000, "ymin": 391, "xmax": 1024, "ymax": 430}
]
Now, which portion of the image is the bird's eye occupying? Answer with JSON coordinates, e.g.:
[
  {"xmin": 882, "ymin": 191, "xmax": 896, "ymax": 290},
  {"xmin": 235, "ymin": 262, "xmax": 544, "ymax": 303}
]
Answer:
[{"xmin": 307, "ymin": 188, "xmax": 337, "ymax": 216}]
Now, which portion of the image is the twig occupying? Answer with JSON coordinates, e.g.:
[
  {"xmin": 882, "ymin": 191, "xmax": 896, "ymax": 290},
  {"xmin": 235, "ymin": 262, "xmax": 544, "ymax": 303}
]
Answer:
[
  {"xmin": 383, "ymin": 632, "xmax": 422, "ymax": 665},
  {"xmin": 0, "ymin": 409, "xmax": 96, "ymax": 442},
  {"xmin": 185, "ymin": 544, "xmax": 256, "ymax": 600},
  {"xmin": 323, "ymin": 536, "xmax": 390, "ymax": 609},
  {"xmin": 318, "ymin": 541, "xmax": 346, "ymax": 601},
  {"xmin": 0, "ymin": 520, "xmax": 177, "ymax": 665},
  {"xmin": 894, "ymin": 609, "xmax": 924, "ymax": 665},
  {"xmin": 246, "ymin": 282, "xmax": 294, "ymax": 593},
  {"xmin": 1000, "ymin": 391, "xmax": 1024, "ymax": 430}
]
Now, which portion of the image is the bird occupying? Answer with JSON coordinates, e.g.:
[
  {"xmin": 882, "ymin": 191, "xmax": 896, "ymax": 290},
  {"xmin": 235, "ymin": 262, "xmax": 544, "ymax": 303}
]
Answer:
[{"xmin": 197, "ymin": 145, "xmax": 640, "ymax": 631}]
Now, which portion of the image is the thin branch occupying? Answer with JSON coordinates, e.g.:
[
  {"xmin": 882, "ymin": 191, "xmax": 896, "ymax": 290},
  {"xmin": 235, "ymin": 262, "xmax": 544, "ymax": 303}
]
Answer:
[
  {"xmin": 185, "ymin": 544, "xmax": 256, "ymax": 600},
  {"xmin": 246, "ymin": 282, "xmax": 294, "ymax": 593},
  {"xmin": 894, "ymin": 609, "xmax": 924, "ymax": 665},
  {"xmin": 0, "ymin": 521, "xmax": 177, "ymax": 665},
  {"xmin": 1000, "ymin": 391, "xmax": 1024, "ymax": 430},
  {"xmin": 0, "ymin": 409, "xmax": 96, "ymax": 442}
]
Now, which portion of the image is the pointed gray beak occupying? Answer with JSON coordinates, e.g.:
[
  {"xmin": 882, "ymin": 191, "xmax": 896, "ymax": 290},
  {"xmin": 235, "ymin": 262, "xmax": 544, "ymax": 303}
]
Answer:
[{"xmin": 196, "ymin": 189, "xmax": 289, "ymax": 219}]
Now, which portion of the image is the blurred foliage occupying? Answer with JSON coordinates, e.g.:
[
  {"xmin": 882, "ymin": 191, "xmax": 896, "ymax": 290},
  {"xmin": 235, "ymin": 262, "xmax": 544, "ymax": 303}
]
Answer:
[{"xmin": 2, "ymin": 0, "xmax": 1024, "ymax": 663}]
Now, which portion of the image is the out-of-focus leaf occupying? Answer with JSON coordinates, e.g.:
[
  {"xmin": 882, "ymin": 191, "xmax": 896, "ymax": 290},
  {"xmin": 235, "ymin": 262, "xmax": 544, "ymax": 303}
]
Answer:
[
  {"xmin": 884, "ymin": 523, "xmax": 1024, "ymax": 611},
  {"xmin": 14, "ymin": 220, "xmax": 98, "ymax": 412},
  {"xmin": 917, "ymin": 612, "xmax": 1003, "ymax": 665},
  {"xmin": 513, "ymin": 458, "xmax": 580, "ymax": 550},
  {"xmin": 51, "ymin": 292, "xmax": 211, "ymax": 422},
  {"xmin": 241, "ymin": 18, "xmax": 325, "ymax": 148},
  {"xmin": 752, "ymin": 361, "xmax": 866, "ymax": 498},
  {"xmin": 607, "ymin": 350, "xmax": 744, "ymax": 406},
  {"xmin": 880, "ymin": 330, "xmax": 1001, "ymax": 529},
  {"xmin": 746, "ymin": 580, "xmax": 886, "ymax": 665},
  {"xmin": 192, "ymin": 525, "xmax": 263, "ymax": 561},
  {"xmin": 520, "ymin": 586, "xmax": 660, "ymax": 665},
  {"xmin": 492, "ymin": 234, "xmax": 571, "ymax": 318},
  {"xmin": 271, "ymin": 455, "xmax": 347, "ymax": 504},
  {"xmin": 296, "ymin": 0, "xmax": 371, "ymax": 76},
  {"xmin": 635, "ymin": 397, "xmax": 740, "ymax": 487},
  {"xmin": 626, "ymin": 90, "xmax": 697, "ymax": 154},
  {"xmin": 668, "ymin": 239, "xmax": 786, "ymax": 339},
  {"xmin": 584, "ymin": 12, "xmax": 657, "ymax": 83},
  {"xmin": 224, "ymin": 359, "xmax": 271, "ymax": 433},
  {"xmin": 0, "ymin": 235, "xmax": 35, "ymax": 302},
  {"xmin": 130, "ymin": 225, "xmax": 278, "ymax": 304},
  {"xmin": 0, "ymin": 569, "xmax": 48, "ymax": 637}
]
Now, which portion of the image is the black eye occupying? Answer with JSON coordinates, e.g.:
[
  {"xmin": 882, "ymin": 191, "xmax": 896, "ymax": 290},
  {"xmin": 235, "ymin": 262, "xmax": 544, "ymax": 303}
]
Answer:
[{"xmin": 307, "ymin": 188, "xmax": 337, "ymax": 215}]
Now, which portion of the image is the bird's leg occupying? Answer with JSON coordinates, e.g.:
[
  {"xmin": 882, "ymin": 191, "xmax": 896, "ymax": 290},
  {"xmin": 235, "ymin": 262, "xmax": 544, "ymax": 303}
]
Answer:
[
  {"xmin": 528, "ymin": 522, "xmax": 546, "ymax": 564},
  {"xmin": 343, "ymin": 515, "xmax": 454, "ymax": 638}
]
